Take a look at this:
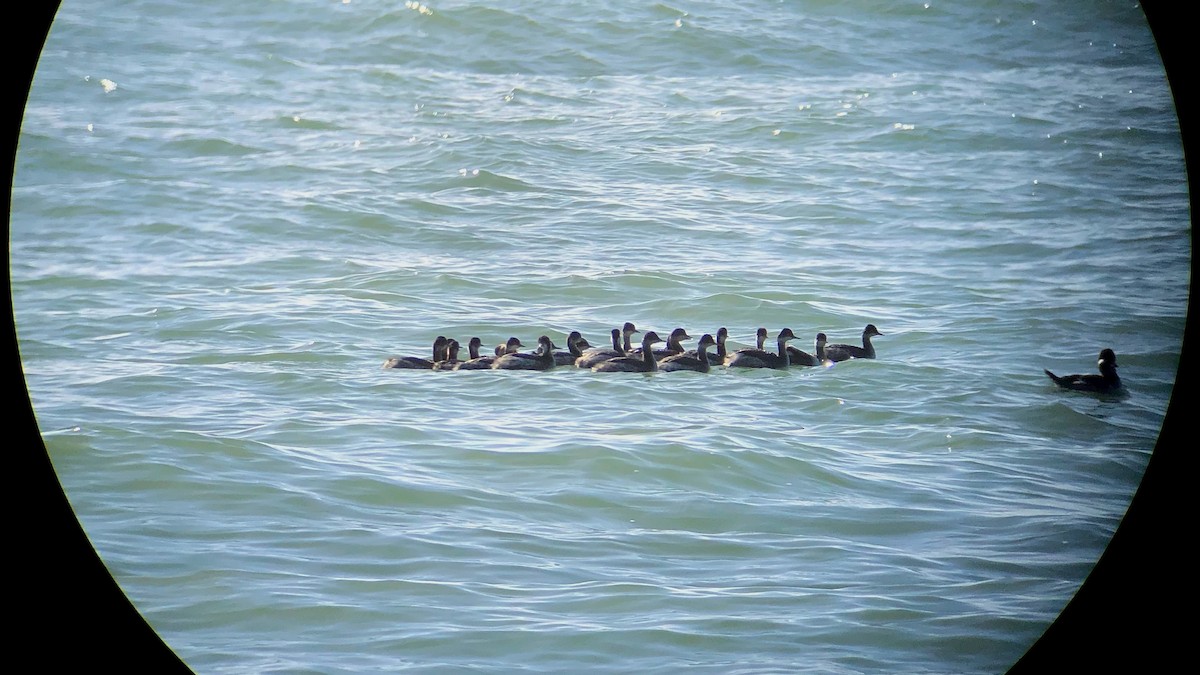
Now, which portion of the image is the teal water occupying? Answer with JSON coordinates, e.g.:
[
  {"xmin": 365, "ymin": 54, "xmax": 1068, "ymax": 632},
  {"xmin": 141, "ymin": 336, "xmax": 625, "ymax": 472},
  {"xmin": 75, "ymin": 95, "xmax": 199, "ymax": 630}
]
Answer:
[{"xmin": 12, "ymin": 1, "xmax": 1188, "ymax": 673}]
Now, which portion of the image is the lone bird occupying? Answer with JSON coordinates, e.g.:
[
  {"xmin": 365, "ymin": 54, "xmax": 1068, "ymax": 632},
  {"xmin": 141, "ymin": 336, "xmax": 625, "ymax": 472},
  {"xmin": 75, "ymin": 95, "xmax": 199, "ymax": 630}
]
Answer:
[{"xmin": 1044, "ymin": 348, "xmax": 1122, "ymax": 394}]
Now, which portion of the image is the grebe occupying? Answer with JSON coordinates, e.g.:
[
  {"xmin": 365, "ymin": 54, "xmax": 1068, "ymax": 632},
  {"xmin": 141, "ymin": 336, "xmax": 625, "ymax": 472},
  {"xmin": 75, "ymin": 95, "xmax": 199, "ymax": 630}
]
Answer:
[
  {"xmin": 492, "ymin": 335, "xmax": 557, "ymax": 371},
  {"xmin": 786, "ymin": 332, "xmax": 821, "ymax": 367},
  {"xmin": 660, "ymin": 333, "xmax": 717, "ymax": 373},
  {"xmin": 678, "ymin": 326, "xmax": 728, "ymax": 365},
  {"xmin": 725, "ymin": 328, "xmax": 800, "ymax": 369},
  {"xmin": 554, "ymin": 331, "xmax": 591, "ymax": 366},
  {"xmin": 593, "ymin": 331, "xmax": 663, "ymax": 373},
  {"xmin": 575, "ymin": 328, "xmax": 626, "ymax": 369},
  {"xmin": 823, "ymin": 324, "xmax": 883, "ymax": 362},
  {"xmin": 432, "ymin": 339, "xmax": 464, "ymax": 370},
  {"xmin": 628, "ymin": 327, "xmax": 690, "ymax": 360},
  {"xmin": 384, "ymin": 335, "xmax": 447, "ymax": 369}
]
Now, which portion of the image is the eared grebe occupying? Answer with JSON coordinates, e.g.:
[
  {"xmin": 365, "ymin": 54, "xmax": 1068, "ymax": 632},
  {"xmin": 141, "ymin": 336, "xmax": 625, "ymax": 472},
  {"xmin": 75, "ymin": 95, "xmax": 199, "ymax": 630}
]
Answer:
[
  {"xmin": 575, "ymin": 328, "xmax": 626, "ymax": 369},
  {"xmin": 593, "ymin": 331, "xmax": 663, "ymax": 373},
  {"xmin": 384, "ymin": 335, "xmax": 447, "ymax": 369},
  {"xmin": 432, "ymin": 339, "xmax": 464, "ymax": 370},
  {"xmin": 628, "ymin": 327, "xmax": 690, "ymax": 360},
  {"xmin": 454, "ymin": 337, "xmax": 509, "ymax": 370},
  {"xmin": 677, "ymin": 326, "xmax": 728, "ymax": 365},
  {"xmin": 493, "ymin": 337, "xmax": 524, "ymax": 356},
  {"xmin": 660, "ymin": 333, "xmax": 717, "ymax": 373},
  {"xmin": 823, "ymin": 324, "xmax": 883, "ymax": 362},
  {"xmin": 554, "ymin": 331, "xmax": 592, "ymax": 366},
  {"xmin": 754, "ymin": 327, "xmax": 768, "ymax": 350},
  {"xmin": 786, "ymin": 331, "xmax": 822, "ymax": 367},
  {"xmin": 619, "ymin": 322, "xmax": 639, "ymax": 352},
  {"xmin": 725, "ymin": 328, "xmax": 800, "ymax": 369},
  {"xmin": 492, "ymin": 335, "xmax": 557, "ymax": 371}
]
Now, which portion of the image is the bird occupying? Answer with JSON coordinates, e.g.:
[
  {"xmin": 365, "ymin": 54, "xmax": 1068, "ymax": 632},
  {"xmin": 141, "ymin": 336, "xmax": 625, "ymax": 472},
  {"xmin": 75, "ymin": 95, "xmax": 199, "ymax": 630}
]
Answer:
[
  {"xmin": 617, "ymin": 322, "xmax": 639, "ymax": 353},
  {"xmin": 493, "ymin": 337, "xmax": 524, "ymax": 356},
  {"xmin": 432, "ymin": 339, "xmax": 464, "ymax": 370},
  {"xmin": 627, "ymin": 327, "xmax": 690, "ymax": 360},
  {"xmin": 453, "ymin": 337, "xmax": 497, "ymax": 370},
  {"xmin": 676, "ymin": 326, "xmax": 728, "ymax": 366},
  {"xmin": 464, "ymin": 336, "xmax": 484, "ymax": 360},
  {"xmin": 786, "ymin": 332, "xmax": 822, "ymax": 367},
  {"xmin": 554, "ymin": 331, "xmax": 592, "ymax": 366},
  {"xmin": 709, "ymin": 326, "xmax": 730, "ymax": 365},
  {"xmin": 823, "ymin": 324, "xmax": 883, "ymax": 362},
  {"xmin": 593, "ymin": 331, "xmax": 664, "ymax": 372},
  {"xmin": 748, "ymin": 327, "xmax": 768, "ymax": 351},
  {"xmin": 660, "ymin": 333, "xmax": 717, "ymax": 373},
  {"xmin": 1044, "ymin": 348, "xmax": 1122, "ymax": 393},
  {"xmin": 814, "ymin": 333, "xmax": 830, "ymax": 365},
  {"xmin": 454, "ymin": 337, "xmax": 511, "ymax": 370},
  {"xmin": 725, "ymin": 328, "xmax": 800, "ymax": 369},
  {"xmin": 384, "ymin": 336, "xmax": 447, "ymax": 369},
  {"xmin": 492, "ymin": 335, "xmax": 557, "ymax": 370},
  {"xmin": 575, "ymin": 328, "xmax": 627, "ymax": 369}
]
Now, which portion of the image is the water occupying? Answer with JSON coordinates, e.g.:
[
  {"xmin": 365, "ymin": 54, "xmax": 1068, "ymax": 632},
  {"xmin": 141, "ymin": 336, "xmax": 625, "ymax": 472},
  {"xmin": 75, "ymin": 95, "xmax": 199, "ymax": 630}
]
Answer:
[{"xmin": 11, "ymin": 1, "xmax": 1188, "ymax": 673}]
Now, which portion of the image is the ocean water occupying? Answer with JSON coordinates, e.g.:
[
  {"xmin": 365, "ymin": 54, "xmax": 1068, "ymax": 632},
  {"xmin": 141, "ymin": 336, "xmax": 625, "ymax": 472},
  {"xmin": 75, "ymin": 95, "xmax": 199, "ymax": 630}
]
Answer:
[{"xmin": 10, "ymin": 1, "xmax": 1188, "ymax": 673}]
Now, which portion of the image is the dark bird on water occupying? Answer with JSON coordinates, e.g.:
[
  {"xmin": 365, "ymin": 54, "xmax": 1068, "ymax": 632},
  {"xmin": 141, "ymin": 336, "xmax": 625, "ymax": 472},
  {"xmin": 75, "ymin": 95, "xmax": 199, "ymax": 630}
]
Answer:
[
  {"xmin": 384, "ymin": 336, "xmax": 448, "ymax": 369},
  {"xmin": 593, "ymin": 331, "xmax": 664, "ymax": 373},
  {"xmin": 492, "ymin": 335, "xmax": 558, "ymax": 371},
  {"xmin": 725, "ymin": 328, "xmax": 800, "ymax": 369},
  {"xmin": 660, "ymin": 333, "xmax": 717, "ymax": 373},
  {"xmin": 823, "ymin": 324, "xmax": 883, "ymax": 362},
  {"xmin": 1044, "ymin": 348, "xmax": 1122, "ymax": 394}
]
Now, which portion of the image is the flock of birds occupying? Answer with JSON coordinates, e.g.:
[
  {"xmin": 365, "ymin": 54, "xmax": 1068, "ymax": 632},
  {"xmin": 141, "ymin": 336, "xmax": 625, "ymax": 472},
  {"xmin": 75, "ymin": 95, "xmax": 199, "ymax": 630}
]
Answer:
[
  {"xmin": 384, "ymin": 322, "xmax": 1123, "ymax": 394},
  {"xmin": 384, "ymin": 323, "xmax": 881, "ymax": 373}
]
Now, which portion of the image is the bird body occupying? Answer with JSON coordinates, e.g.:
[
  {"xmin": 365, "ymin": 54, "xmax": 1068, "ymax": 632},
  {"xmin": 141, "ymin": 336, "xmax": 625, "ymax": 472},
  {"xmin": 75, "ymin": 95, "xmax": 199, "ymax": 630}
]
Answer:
[
  {"xmin": 660, "ymin": 333, "xmax": 717, "ymax": 373},
  {"xmin": 627, "ymin": 327, "xmax": 690, "ymax": 360},
  {"xmin": 456, "ymin": 336, "xmax": 521, "ymax": 370},
  {"xmin": 725, "ymin": 328, "xmax": 800, "ymax": 369},
  {"xmin": 554, "ymin": 331, "xmax": 591, "ymax": 366},
  {"xmin": 384, "ymin": 336, "xmax": 447, "ymax": 369},
  {"xmin": 785, "ymin": 333, "xmax": 828, "ymax": 367},
  {"xmin": 593, "ymin": 331, "xmax": 663, "ymax": 372},
  {"xmin": 492, "ymin": 336, "xmax": 557, "ymax": 370},
  {"xmin": 1045, "ymin": 348, "xmax": 1122, "ymax": 393},
  {"xmin": 823, "ymin": 324, "xmax": 883, "ymax": 362}
]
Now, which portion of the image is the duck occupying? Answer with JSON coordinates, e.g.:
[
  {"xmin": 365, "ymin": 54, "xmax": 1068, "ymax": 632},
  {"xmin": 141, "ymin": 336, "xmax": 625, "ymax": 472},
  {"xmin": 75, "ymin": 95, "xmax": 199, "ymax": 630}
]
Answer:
[
  {"xmin": 660, "ymin": 333, "xmax": 717, "ymax": 373},
  {"xmin": 823, "ymin": 324, "xmax": 883, "ymax": 362},
  {"xmin": 593, "ymin": 331, "xmax": 664, "ymax": 373},
  {"xmin": 575, "ymin": 328, "xmax": 627, "ymax": 369},
  {"xmin": 627, "ymin": 327, "xmax": 690, "ymax": 360},
  {"xmin": 492, "ymin": 335, "xmax": 557, "ymax": 371},
  {"xmin": 786, "ymin": 332, "xmax": 823, "ymax": 367},
  {"xmin": 725, "ymin": 328, "xmax": 800, "ymax": 369},
  {"xmin": 554, "ymin": 331, "xmax": 592, "ymax": 366},
  {"xmin": 1044, "ymin": 348, "xmax": 1122, "ymax": 393},
  {"xmin": 384, "ymin": 335, "xmax": 448, "ymax": 369}
]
